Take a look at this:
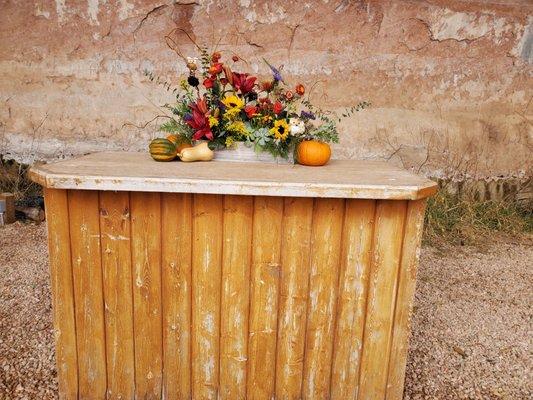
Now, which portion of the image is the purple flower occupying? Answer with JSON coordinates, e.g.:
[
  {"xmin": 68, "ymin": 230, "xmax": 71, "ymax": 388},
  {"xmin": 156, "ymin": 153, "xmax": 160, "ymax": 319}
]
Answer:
[
  {"xmin": 300, "ymin": 110, "xmax": 316, "ymax": 120},
  {"xmin": 263, "ymin": 58, "xmax": 284, "ymax": 83},
  {"xmin": 183, "ymin": 113, "xmax": 192, "ymax": 121}
]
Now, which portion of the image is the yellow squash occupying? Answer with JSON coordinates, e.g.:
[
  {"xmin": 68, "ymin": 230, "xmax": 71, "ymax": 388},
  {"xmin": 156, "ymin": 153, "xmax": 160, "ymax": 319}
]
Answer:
[{"xmin": 178, "ymin": 142, "xmax": 214, "ymax": 162}]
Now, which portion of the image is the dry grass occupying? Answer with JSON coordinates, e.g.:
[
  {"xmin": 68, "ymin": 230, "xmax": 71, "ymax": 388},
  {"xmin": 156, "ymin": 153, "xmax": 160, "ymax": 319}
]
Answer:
[
  {"xmin": 0, "ymin": 156, "xmax": 42, "ymax": 200},
  {"xmin": 424, "ymin": 189, "xmax": 532, "ymax": 246}
]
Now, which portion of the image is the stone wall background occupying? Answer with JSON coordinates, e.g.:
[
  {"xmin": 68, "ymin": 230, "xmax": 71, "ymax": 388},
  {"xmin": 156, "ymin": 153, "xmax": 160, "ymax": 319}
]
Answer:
[{"xmin": 0, "ymin": 0, "xmax": 531, "ymax": 180}]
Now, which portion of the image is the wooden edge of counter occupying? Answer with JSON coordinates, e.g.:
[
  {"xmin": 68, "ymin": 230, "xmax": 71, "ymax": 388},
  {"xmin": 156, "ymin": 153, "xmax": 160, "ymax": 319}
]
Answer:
[{"xmin": 28, "ymin": 169, "xmax": 438, "ymax": 201}]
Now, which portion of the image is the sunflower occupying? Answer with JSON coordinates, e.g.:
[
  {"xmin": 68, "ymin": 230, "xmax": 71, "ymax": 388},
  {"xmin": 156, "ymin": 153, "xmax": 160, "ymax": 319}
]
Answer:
[
  {"xmin": 222, "ymin": 95, "xmax": 245, "ymax": 119},
  {"xmin": 270, "ymin": 119, "xmax": 290, "ymax": 141}
]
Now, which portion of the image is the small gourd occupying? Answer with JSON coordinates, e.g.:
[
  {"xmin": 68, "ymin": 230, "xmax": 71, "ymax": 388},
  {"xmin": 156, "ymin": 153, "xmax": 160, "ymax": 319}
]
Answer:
[
  {"xmin": 296, "ymin": 140, "xmax": 331, "ymax": 166},
  {"xmin": 178, "ymin": 142, "xmax": 214, "ymax": 162},
  {"xmin": 167, "ymin": 134, "xmax": 193, "ymax": 154},
  {"xmin": 149, "ymin": 138, "xmax": 177, "ymax": 162}
]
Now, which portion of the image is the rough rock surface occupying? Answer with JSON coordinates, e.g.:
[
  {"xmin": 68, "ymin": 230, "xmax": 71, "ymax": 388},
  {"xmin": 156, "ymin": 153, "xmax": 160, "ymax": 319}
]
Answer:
[
  {"xmin": 0, "ymin": 0, "xmax": 532, "ymax": 179},
  {"xmin": 0, "ymin": 223, "xmax": 531, "ymax": 399}
]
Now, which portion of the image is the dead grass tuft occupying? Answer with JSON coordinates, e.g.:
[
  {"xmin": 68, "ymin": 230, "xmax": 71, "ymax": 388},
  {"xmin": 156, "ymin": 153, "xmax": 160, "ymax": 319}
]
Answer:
[
  {"xmin": 424, "ymin": 189, "xmax": 532, "ymax": 246},
  {"xmin": 0, "ymin": 156, "xmax": 42, "ymax": 200}
]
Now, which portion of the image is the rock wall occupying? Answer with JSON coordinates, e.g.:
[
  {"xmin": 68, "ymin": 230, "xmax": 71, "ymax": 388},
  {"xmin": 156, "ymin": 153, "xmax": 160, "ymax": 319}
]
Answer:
[{"xmin": 0, "ymin": 0, "xmax": 531, "ymax": 180}]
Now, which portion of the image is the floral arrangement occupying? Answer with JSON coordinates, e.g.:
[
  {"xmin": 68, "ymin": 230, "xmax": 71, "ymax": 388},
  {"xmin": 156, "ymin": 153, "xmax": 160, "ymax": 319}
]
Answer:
[{"xmin": 149, "ymin": 47, "xmax": 369, "ymax": 160}]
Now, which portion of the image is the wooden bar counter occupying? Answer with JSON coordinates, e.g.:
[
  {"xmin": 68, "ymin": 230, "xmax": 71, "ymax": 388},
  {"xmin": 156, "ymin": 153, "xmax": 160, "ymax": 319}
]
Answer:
[{"xmin": 30, "ymin": 152, "xmax": 437, "ymax": 400}]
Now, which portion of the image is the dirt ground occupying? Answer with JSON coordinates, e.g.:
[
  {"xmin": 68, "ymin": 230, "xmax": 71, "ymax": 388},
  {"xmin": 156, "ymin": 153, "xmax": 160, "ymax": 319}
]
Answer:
[{"xmin": 0, "ymin": 222, "xmax": 531, "ymax": 399}]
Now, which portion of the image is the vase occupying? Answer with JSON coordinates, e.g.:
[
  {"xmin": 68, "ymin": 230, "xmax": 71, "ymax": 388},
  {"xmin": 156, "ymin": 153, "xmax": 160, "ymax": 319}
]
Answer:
[{"xmin": 212, "ymin": 142, "xmax": 294, "ymax": 164}]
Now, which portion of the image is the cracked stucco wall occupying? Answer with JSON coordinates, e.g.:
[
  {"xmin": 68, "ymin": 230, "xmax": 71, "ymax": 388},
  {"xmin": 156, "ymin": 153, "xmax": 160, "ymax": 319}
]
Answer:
[{"xmin": 0, "ymin": 0, "xmax": 531, "ymax": 180}]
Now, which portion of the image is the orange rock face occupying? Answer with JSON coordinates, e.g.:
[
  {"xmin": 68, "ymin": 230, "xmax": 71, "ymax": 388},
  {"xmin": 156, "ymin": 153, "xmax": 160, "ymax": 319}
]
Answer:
[{"xmin": 0, "ymin": 0, "xmax": 531, "ymax": 179}]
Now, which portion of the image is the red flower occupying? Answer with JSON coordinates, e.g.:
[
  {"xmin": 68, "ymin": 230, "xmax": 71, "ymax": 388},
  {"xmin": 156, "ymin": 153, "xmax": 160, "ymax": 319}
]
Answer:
[
  {"xmin": 232, "ymin": 72, "xmax": 257, "ymax": 94},
  {"xmin": 203, "ymin": 78, "xmax": 214, "ymax": 89},
  {"xmin": 220, "ymin": 77, "xmax": 228, "ymax": 85},
  {"xmin": 232, "ymin": 55, "xmax": 239, "ymax": 62},
  {"xmin": 185, "ymin": 98, "xmax": 213, "ymax": 140},
  {"xmin": 273, "ymin": 101, "xmax": 283, "ymax": 114},
  {"xmin": 285, "ymin": 90, "xmax": 294, "ymax": 100},
  {"xmin": 295, "ymin": 84, "xmax": 305, "ymax": 95},
  {"xmin": 244, "ymin": 105, "xmax": 258, "ymax": 118},
  {"xmin": 211, "ymin": 52, "xmax": 221, "ymax": 62},
  {"xmin": 209, "ymin": 63, "xmax": 223, "ymax": 75}
]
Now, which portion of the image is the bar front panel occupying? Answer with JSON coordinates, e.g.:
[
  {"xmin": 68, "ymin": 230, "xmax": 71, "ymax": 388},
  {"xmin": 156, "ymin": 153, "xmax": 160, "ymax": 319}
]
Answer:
[{"xmin": 44, "ymin": 189, "xmax": 426, "ymax": 400}]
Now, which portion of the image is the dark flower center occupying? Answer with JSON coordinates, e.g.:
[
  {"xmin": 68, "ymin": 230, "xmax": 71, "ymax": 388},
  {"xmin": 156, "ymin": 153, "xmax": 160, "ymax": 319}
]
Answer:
[{"xmin": 278, "ymin": 126, "xmax": 285, "ymax": 134}]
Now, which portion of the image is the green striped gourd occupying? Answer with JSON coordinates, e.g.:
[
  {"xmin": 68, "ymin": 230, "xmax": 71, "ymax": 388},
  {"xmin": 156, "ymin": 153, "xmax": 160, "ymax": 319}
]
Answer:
[{"xmin": 149, "ymin": 138, "xmax": 177, "ymax": 162}]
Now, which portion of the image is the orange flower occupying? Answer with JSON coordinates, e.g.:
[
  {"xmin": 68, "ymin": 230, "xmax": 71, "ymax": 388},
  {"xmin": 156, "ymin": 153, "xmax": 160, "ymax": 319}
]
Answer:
[
  {"xmin": 211, "ymin": 52, "xmax": 221, "ymax": 62},
  {"xmin": 209, "ymin": 63, "xmax": 223, "ymax": 75},
  {"xmin": 295, "ymin": 84, "xmax": 305, "ymax": 95}
]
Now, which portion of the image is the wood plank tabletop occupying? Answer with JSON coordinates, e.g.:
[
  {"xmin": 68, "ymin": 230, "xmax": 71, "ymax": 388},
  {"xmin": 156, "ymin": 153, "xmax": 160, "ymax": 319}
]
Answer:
[{"xmin": 29, "ymin": 152, "xmax": 437, "ymax": 200}]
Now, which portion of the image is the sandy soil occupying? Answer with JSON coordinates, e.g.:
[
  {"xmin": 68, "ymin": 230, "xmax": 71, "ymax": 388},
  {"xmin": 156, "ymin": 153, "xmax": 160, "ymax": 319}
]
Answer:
[{"xmin": 0, "ymin": 222, "xmax": 531, "ymax": 399}]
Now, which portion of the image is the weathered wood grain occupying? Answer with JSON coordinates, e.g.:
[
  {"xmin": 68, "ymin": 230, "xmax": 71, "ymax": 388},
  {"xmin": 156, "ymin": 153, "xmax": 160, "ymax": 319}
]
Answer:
[
  {"xmin": 358, "ymin": 200, "xmax": 407, "ymax": 400},
  {"xmin": 43, "ymin": 188, "xmax": 78, "ymax": 399},
  {"xmin": 246, "ymin": 197, "xmax": 284, "ymax": 400},
  {"xmin": 386, "ymin": 199, "xmax": 427, "ymax": 400},
  {"xmin": 219, "ymin": 195, "xmax": 254, "ymax": 399},
  {"xmin": 302, "ymin": 198, "xmax": 345, "ymax": 399},
  {"xmin": 161, "ymin": 193, "xmax": 193, "ymax": 399},
  {"xmin": 130, "ymin": 192, "xmax": 163, "ymax": 398},
  {"xmin": 29, "ymin": 152, "xmax": 438, "ymax": 200},
  {"xmin": 275, "ymin": 197, "xmax": 314, "ymax": 400},
  {"xmin": 331, "ymin": 199, "xmax": 376, "ymax": 399},
  {"xmin": 67, "ymin": 190, "xmax": 107, "ymax": 398},
  {"xmin": 99, "ymin": 191, "xmax": 135, "ymax": 399},
  {"xmin": 191, "ymin": 194, "xmax": 223, "ymax": 400}
]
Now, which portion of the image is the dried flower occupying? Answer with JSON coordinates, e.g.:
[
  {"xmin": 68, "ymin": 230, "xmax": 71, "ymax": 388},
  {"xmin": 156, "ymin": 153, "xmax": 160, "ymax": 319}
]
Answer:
[
  {"xmin": 232, "ymin": 55, "xmax": 239, "ymax": 62},
  {"xmin": 261, "ymin": 81, "xmax": 273, "ymax": 91},
  {"xmin": 187, "ymin": 75, "xmax": 199, "ymax": 87},
  {"xmin": 295, "ymin": 84, "xmax": 305, "ymax": 95},
  {"xmin": 211, "ymin": 52, "xmax": 221, "ymax": 62},
  {"xmin": 285, "ymin": 90, "xmax": 294, "ymax": 100}
]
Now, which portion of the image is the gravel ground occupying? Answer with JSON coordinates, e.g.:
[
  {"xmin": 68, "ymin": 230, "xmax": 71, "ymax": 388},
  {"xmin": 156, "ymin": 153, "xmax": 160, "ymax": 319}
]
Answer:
[{"xmin": 0, "ymin": 222, "xmax": 531, "ymax": 399}]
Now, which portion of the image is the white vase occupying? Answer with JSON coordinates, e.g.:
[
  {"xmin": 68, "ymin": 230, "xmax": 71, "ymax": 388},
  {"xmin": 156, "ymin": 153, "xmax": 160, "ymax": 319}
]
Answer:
[{"xmin": 212, "ymin": 142, "xmax": 294, "ymax": 164}]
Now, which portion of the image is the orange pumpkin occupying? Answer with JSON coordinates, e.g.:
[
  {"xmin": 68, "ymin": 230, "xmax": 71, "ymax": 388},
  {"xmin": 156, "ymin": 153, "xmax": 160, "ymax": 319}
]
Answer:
[
  {"xmin": 296, "ymin": 140, "xmax": 331, "ymax": 166},
  {"xmin": 167, "ymin": 135, "xmax": 193, "ymax": 154}
]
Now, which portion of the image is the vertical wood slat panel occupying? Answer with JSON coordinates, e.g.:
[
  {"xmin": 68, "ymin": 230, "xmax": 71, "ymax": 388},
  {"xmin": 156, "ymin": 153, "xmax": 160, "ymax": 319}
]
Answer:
[
  {"xmin": 43, "ymin": 188, "xmax": 78, "ymax": 399},
  {"xmin": 246, "ymin": 197, "xmax": 284, "ymax": 400},
  {"xmin": 99, "ymin": 191, "xmax": 135, "ymax": 399},
  {"xmin": 220, "ymin": 195, "xmax": 254, "ymax": 399},
  {"xmin": 130, "ymin": 192, "xmax": 163, "ymax": 398},
  {"xmin": 331, "ymin": 199, "xmax": 376, "ymax": 400},
  {"xmin": 358, "ymin": 200, "xmax": 407, "ymax": 400},
  {"xmin": 67, "ymin": 190, "xmax": 107, "ymax": 398},
  {"xmin": 386, "ymin": 199, "xmax": 427, "ymax": 400},
  {"xmin": 192, "ymin": 194, "xmax": 223, "ymax": 399},
  {"xmin": 161, "ymin": 193, "xmax": 193, "ymax": 399},
  {"xmin": 275, "ymin": 197, "xmax": 314, "ymax": 400},
  {"xmin": 302, "ymin": 198, "xmax": 345, "ymax": 399}
]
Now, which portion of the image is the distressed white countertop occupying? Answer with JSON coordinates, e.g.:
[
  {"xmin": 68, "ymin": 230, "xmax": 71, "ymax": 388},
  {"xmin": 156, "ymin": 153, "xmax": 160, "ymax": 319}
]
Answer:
[{"xmin": 29, "ymin": 152, "xmax": 437, "ymax": 200}]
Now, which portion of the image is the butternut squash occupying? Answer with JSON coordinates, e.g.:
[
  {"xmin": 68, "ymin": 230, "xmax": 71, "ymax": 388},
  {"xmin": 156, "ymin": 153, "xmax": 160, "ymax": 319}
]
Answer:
[{"xmin": 178, "ymin": 142, "xmax": 214, "ymax": 162}]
